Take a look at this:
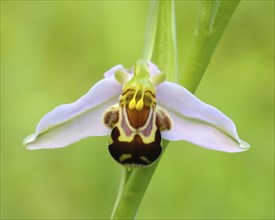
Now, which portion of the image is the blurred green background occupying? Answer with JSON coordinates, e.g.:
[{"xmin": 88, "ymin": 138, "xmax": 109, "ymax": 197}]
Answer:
[{"xmin": 1, "ymin": 1, "xmax": 274, "ymax": 219}]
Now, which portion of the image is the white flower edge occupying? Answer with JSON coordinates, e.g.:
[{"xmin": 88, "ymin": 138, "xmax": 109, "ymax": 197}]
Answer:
[
  {"xmin": 157, "ymin": 81, "xmax": 250, "ymax": 152},
  {"xmin": 24, "ymin": 78, "xmax": 121, "ymax": 150}
]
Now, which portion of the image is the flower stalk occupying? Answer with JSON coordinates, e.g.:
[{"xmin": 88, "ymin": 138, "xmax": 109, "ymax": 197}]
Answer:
[
  {"xmin": 180, "ymin": 0, "xmax": 241, "ymax": 93},
  {"xmin": 111, "ymin": 141, "xmax": 168, "ymax": 219}
]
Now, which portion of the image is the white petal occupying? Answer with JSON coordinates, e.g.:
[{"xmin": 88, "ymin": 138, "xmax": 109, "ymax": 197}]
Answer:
[
  {"xmin": 147, "ymin": 61, "xmax": 161, "ymax": 75},
  {"xmin": 104, "ymin": 64, "xmax": 130, "ymax": 78},
  {"xmin": 24, "ymin": 78, "xmax": 121, "ymax": 150},
  {"xmin": 157, "ymin": 81, "xmax": 250, "ymax": 152}
]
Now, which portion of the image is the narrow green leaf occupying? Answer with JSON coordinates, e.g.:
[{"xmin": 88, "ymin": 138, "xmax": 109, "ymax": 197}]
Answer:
[{"xmin": 143, "ymin": 1, "xmax": 159, "ymax": 61}]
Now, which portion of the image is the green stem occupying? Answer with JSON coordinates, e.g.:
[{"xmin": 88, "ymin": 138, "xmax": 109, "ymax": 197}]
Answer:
[
  {"xmin": 180, "ymin": 0, "xmax": 240, "ymax": 93},
  {"xmin": 111, "ymin": 141, "xmax": 169, "ymax": 219},
  {"xmin": 110, "ymin": 169, "xmax": 131, "ymax": 218}
]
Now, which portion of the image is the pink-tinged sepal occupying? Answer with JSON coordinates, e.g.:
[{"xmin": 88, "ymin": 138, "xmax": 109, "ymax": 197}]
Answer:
[
  {"xmin": 156, "ymin": 81, "xmax": 250, "ymax": 152},
  {"xmin": 24, "ymin": 69, "xmax": 122, "ymax": 150}
]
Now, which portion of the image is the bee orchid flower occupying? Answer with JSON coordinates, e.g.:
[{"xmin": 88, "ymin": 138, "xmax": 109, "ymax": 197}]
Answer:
[{"xmin": 23, "ymin": 60, "xmax": 250, "ymax": 167}]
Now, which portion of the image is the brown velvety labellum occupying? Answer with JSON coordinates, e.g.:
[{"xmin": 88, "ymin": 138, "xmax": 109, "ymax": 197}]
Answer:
[{"xmin": 108, "ymin": 127, "xmax": 162, "ymax": 167}]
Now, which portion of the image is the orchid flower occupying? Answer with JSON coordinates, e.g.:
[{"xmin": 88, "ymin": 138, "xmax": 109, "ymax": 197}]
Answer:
[{"xmin": 23, "ymin": 59, "xmax": 250, "ymax": 167}]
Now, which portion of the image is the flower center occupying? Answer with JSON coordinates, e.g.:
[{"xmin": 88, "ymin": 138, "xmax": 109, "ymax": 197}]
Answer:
[
  {"xmin": 103, "ymin": 60, "xmax": 172, "ymax": 168},
  {"xmin": 129, "ymin": 87, "xmax": 145, "ymax": 111},
  {"xmin": 117, "ymin": 59, "xmax": 157, "ymax": 111}
]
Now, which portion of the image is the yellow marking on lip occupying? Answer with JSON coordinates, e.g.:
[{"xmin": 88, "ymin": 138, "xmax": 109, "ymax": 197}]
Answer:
[
  {"xmin": 140, "ymin": 156, "xmax": 151, "ymax": 164},
  {"xmin": 119, "ymin": 154, "xmax": 132, "ymax": 162}
]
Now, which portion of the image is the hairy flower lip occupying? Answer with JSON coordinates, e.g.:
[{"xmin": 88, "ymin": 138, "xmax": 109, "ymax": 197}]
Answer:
[{"xmin": 24, "ymin": 61, "xmax": 250, "ymax": 152}]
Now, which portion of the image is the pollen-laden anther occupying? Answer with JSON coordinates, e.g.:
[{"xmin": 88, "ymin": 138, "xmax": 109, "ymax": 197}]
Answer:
[{"xmin": 102, "ymin": 61, "xmax": 172, "ymax": 168}]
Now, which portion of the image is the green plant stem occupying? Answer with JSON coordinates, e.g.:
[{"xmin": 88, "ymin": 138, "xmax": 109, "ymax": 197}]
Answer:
[
  {"xmin": 180, "ymin": 0, "xmax": 240, "ymax": 93},
  {"xmin": 111, "ymin": 141, "xmax": 169, "ymax": 219},
  {"xmin": 110, "ymin": 169, "xmax": 131, "ymax": 218}
]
